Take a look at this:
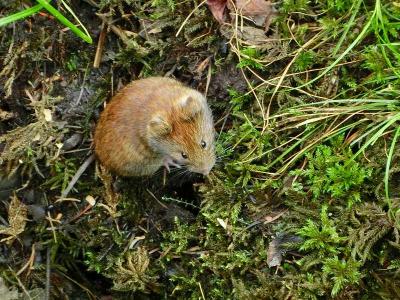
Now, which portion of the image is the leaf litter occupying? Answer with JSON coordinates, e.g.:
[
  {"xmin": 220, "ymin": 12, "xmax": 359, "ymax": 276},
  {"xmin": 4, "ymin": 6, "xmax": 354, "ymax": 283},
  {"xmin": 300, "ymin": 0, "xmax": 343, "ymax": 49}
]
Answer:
[
  {"xmin": 207, "ymin": 0, "xmax": 276, "ymax": 30},
  {"xmin": 0, "ymin": 195, "xmax": 27, "ymax": 244}
]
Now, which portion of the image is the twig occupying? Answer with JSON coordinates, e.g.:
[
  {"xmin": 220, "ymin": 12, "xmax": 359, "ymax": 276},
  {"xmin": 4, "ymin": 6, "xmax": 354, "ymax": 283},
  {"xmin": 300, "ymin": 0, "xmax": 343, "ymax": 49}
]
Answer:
[
  {"xmin": 46, "ymin": 212, "xmax": 58, "ymax": 243},
  {"xmin": 57, "ymin": 271, "xmax": 97, "ymax": 299},
  {"xmin": 96, "ymin": 13, "xmax": 132, "ymax": 45},
  {"xmin": 75, "ymin": 63, "xmax": 90, "ymax": 105},
  {"xmin": 93, "ymin": 21, "xmax": 107, "ymax": 68},
  {"xmin": 198, "ymin": 282, "xmax": 206, "ymax": 300},
  {"xmin": 45, "ymin": 247, "xmax": 51, "ymax": 300},
  {"xmin": 205, "ymin": 60, "xmax": 212, "ymax": 97},
  {"xmin": 9, "ymin": 267, "xmax": 32, "ymax": 300},
  {"xmin": 16, "ymin": 244, "xmax": 35, "ymax": 276},
  {"xmin": 146, "ymin": 189, "xmax": 168, "ymax": 209},
  {"xmin": 176, "ymin": 0, "xmax": 207, "ymax": 37},
  {"xmin": 61, "ymin": 154, "xmax": 95, "ymax": 198}
]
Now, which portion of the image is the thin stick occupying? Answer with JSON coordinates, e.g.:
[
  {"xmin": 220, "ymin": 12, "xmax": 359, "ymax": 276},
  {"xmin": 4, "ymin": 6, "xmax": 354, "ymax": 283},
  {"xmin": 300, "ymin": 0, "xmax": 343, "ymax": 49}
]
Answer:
[
  {"xmin": 75, "ymin": 63, "xmax": 90, "ymax": 105},
  {"xmin": 10, "ymin": 267, "xmax": 32, "ymax": 300},
  {"xmin": 96, "ymin": 13, "xmax": 131, "ymax": 44},
  {"xmin": 176, "ymin": 0, "xmax": 207, "ymax": 37},
  {"xmin": 16, "ymin": 244, "xmax": 35, "ymax": 276},
  {"xmin": 93, "ymin": 21, "xmax": 107, "ymax": 68},
  {"xmin": 198, "ymin": 282, "xmax": 206, "ymax": 300},
  {"xmin": 45, "ymin": 247, "xmax": 51, "ymax": 300},
  {"xmin": 46, "ymin": 212, "xmax": 58, "ymax": 244},
  {"xmin": 61, "ymin": 154, "xmax": 95, "ymax": 198},
  {"xmin": 146, "ymin": 189, "xmax": 168, "ymax": 209},
  {"xmin": 205, "ymin": 60, "xmax": 212, "ymax": 96}
]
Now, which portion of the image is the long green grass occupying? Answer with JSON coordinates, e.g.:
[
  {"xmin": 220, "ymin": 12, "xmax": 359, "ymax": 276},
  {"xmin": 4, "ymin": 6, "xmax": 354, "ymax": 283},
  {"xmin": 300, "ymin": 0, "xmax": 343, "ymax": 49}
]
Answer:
[
  {"xmin": 0, "ymin": 1, "xmax": 92, "ymax": 43},
  {"xmin": 228, "ymin": 0, "xmax": 400, "ymax": 195}
]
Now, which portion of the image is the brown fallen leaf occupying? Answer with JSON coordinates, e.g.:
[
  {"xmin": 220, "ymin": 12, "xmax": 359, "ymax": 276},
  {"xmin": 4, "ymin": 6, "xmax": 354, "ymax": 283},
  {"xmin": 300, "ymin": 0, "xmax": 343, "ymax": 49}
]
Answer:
[
  {"xmin": 0, "ymin": 109, "xmax": 14, "ymax": 121},
  {"xmin": 0, "ymin": 195, "xmax": 28, "ymax": 244},
  {"xmin": 195, "ymin": 56, "xmax": 211, "ymax": 75},
  {"xmin": 0, "ymin": 277, "xmax": 18, "ymax": 300},
  {"xmin": 267, "ymin": 238, "xmax": 282, "ymax": 267},
  {"xmin": 207, "ymin": 0, "xmax": 276, "ymax": 31},
  {"xmin": 235, "ymin": 0, "xmax": 272, "ymax": 16},
  {"xmin": 229, "ymin": 0, "xmax": 275, "ymax": 29},
  {"xmin": 207, "ymin": 0, "xmax": 227, "ymax": 23},
  {"xmin": 267, "ymin": 234, "xmax": 303, "ymax": 267},
  {"xmin": 221, "ymin": 24, "xmax": 274, "ymax": 46}
]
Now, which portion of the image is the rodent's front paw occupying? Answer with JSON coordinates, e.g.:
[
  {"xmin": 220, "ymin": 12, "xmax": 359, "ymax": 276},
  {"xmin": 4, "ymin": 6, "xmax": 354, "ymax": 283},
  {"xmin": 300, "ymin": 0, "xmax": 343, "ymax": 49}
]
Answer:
[{"xmin": 162, "ymin": 156, "xmax": 181, "ymax": 172}]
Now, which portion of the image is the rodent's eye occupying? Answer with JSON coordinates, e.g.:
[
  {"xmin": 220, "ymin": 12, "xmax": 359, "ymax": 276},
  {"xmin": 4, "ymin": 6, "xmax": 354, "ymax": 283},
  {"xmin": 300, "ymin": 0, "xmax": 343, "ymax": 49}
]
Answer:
[
  {"xmin": 181, "ymin": 152, "xmax": 188, "ymax": 159},
  {"xmin": 201, "ymin": 140, "xmax": 207, "ymax": 149}
]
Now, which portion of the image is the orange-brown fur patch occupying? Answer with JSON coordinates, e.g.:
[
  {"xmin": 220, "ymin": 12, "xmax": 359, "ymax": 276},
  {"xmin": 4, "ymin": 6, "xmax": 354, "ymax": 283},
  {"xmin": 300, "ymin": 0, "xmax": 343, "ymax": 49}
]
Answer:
[{"xmin": 169, "ymin": 108, "xmax": 201, "ymax": 153}]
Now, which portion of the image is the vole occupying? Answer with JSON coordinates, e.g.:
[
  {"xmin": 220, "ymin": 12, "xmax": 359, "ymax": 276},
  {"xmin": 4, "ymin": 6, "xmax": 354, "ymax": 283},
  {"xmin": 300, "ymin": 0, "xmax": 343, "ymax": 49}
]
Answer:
[{"xmin": 94, "ymin": 77, "xmax": 216, "ymax": 177}]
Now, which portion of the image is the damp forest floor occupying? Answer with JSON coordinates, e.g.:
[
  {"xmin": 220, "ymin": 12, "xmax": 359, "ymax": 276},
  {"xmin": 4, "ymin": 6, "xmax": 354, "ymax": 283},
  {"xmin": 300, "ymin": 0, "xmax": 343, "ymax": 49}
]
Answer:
[{"xmin": 0, "ymin": 0, "xmax": 400, "ymax": 299}]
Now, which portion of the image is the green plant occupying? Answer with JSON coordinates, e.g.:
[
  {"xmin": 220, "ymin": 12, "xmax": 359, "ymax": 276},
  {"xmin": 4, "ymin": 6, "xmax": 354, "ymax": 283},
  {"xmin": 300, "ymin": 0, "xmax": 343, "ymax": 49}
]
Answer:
[
  {"xmin": 43, "ymin": 158, "xmax": 77, "ymax": 192},
  {"xmin": 293, "ymin": 51, "xmax": 316, "ymax": 72},
  {"xmin": 0, "ymin": 1, "xmax": 92, "ymax": 43},
  {"xmin": 151, "ymin": 0, "xmax": 176, "ymax": 11},
  {"xmin": 292, "ymin": 136, "xmax": 371, "ymax": 207},
  {"xmin": 237, "ymin": 47, "xmax": 264, "ymax": 70},
  {"xmin": 322, "ymin": 256, "xmax": 361, "ymax": 296},
  {"xmin": 298, "ymin": 206, "xmax": 345, "ymax": 256},
  {"xmin": 161, "ymin": 217, "xmax": 197, "ymax": 254}
]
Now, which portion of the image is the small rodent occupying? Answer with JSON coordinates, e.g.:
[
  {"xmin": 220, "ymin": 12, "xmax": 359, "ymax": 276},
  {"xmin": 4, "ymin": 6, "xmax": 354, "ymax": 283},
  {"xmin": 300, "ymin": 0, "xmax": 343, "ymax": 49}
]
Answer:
[{"xmin": 94, "ymin": 77, "xmax": 216, "ymax": 177}]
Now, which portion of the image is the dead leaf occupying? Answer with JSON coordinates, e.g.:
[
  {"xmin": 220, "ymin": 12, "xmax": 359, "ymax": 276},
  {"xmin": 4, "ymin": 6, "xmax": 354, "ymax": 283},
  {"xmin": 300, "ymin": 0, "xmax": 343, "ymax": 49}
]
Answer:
[
  {"xmin": 207, "ymin": 0, "xmax": 276, "ymax": 31},
  {"xmin": 220, "ymin": 25, "xmax": 269, "ymax": 45},
  {"xmin": 195, "ymin": 56, "xmax": 211, "ymax": 75},
  {"xmin": 0, "ymin": 195, "xmax": 28, "ymax": 244},
  {"xmin": 267, "ymin": 234, "xmax": 303, "ymax": 267},
  {"xmin": 0, "ymin": 109, "xmax": 14, "ymax": 121},
  {"xmin": 235, "ymin": 0, "xmax": 272, "ymax": 16},
  {"xmin": 43, "ymin": 108, "xmax": 52, "ymax": 122},
  {"xmin": 263, "ymin": 210, "xmax": 286, "ymax": 224},
  {"xmin": 267, "ymin": 238, "xmax": 282, "ymax": 267},
  {"xmin": 0, "ymin": 277, "xmax": 18, "ymax": 300},
  {"xmin": 229, "ymin": 0, "xmax": 275, "ymax": 29},
  {"xmin": 217, "ymin": 217, "xmax": 227, "ymax": 229},
  {"xmin": 207, "ymin": 0, "xmax": 227, "ymax": 23},
  {"xmin": 85, "ymin": 195, "xmax": 96, "ymax": 206}
]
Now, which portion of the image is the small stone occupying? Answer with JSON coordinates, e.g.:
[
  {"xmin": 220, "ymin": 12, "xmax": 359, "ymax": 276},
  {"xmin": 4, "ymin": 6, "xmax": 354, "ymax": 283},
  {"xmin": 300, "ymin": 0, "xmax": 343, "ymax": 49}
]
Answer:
[{"xmin": 62, "ymin": 133, "xmax": 83, "ymax": 151}]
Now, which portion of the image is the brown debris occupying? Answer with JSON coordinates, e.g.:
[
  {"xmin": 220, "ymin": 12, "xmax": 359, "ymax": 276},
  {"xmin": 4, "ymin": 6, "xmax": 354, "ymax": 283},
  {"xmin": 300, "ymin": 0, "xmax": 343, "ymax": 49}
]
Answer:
[
  {"xmin": 230, "ymin": 0, "xmax": 275, "ymax": 29},
  {"xmin": 207, "ymin": 0, "xmax": 276, "ymax": 30},
  {"xmin": 0, "ymin": 109, "xmax": 14, "ymax": 121},
  {"xmin": 207, "ymin": 0, "xmax": 228, "ymax": 23},
  {"xmin": 267, "ymin": 238, "xmax": 282, "ymax": 267},
  {"xmin": 0, "ymin": 195, "xmax": 28, "ymax": 244}
]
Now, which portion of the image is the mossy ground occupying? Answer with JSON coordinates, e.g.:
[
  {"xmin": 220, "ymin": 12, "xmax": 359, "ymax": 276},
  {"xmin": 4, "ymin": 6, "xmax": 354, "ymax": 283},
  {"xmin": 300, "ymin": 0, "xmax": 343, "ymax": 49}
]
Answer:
[{"xmin": 0, "ymin": 0, "xmax": 400, "ymax": 299}]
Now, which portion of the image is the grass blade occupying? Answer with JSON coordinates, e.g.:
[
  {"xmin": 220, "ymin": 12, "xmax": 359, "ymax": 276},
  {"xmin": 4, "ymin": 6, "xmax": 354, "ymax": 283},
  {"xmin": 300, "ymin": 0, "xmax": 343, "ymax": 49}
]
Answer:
[
  {"xmin": 265, "ymin": 126, "xmax": 320, "ymax": 171},
  {"xmin": 60, "ymin": 0, "xmax": 91, "ymax": 41},
  {"xmin": 351, "ymin": 112, "xmax": 400, "ymax": 161},
  {"xmin": 296, "ymin": 2, "xmax": 377, "ymax": 89},
  {"xmin": 385, "ymin": 126, "xmax": 400, "ymax": 200},
  {"xmin": 36, "ymin": 0, "xmax": 92, "ymax": 44},
  {"xmin": 332, "ymin": 0, "xmax": 362, "ymax": 56},
  {"xmin": 0, "ymin": 3, "xmax": 44, "ymax": 27}
]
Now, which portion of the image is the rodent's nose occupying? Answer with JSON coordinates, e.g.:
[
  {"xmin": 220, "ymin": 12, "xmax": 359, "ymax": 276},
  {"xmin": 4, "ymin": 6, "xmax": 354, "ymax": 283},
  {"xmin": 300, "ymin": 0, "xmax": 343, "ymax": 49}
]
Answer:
[{"xmin": 201, "ymin": 166, "xmax": 213, "ymax": 176}]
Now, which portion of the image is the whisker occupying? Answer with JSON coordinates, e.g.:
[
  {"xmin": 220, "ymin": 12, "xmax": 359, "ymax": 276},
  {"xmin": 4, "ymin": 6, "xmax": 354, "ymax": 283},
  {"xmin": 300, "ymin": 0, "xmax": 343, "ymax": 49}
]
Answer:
[{"xmin": 168, "ymin": 168, "xmax": 188, "ymax": 182}]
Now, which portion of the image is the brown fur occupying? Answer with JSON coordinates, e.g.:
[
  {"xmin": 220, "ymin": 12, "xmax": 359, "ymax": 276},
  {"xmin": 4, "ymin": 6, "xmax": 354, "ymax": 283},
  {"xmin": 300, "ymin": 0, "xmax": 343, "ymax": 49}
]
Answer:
[{"xmin": 94, "ymin": 77, "xmax": 215, "ymax": 177}]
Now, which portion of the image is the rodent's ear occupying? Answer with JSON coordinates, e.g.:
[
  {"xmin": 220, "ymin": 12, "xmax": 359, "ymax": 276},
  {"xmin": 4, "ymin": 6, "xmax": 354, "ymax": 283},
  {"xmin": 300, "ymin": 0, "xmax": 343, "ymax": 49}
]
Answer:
[
  {"xmin": 179, "ymin": 96, "xmax": 202, "ymax": 120},
  {"xmin": 148, "ymin": 115, "xmax": 172, "ymax": 136}
]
